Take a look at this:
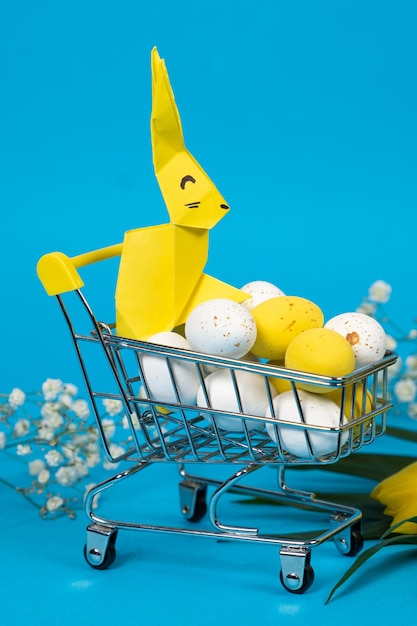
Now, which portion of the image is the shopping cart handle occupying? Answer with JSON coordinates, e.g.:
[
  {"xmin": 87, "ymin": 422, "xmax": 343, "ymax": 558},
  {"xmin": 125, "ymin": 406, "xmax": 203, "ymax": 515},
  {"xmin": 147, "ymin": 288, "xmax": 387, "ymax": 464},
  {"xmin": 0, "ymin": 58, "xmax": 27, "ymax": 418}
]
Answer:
[{"xmin": 37, "ymin": 243, "xmax": 123, "ymax": 296}]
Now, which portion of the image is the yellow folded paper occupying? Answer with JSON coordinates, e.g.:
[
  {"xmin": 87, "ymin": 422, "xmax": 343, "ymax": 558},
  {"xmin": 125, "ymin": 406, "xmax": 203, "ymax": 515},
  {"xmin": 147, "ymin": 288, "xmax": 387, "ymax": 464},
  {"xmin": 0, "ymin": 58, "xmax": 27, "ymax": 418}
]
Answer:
[{"xmin": 115, "ymin": 47, "xmax": 247, "ymax": 340}]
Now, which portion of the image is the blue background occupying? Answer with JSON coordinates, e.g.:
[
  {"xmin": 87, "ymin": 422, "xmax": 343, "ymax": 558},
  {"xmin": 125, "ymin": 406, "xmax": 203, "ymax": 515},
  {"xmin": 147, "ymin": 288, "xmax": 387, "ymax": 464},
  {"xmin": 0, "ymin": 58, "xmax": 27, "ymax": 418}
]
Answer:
[
  {"xmin": 1, "ymin": 2, "xmax": 417, "ymax": 623},
  {"xmin": 2, "ymin": 0, "xmax": 416, "ymax": 393}
]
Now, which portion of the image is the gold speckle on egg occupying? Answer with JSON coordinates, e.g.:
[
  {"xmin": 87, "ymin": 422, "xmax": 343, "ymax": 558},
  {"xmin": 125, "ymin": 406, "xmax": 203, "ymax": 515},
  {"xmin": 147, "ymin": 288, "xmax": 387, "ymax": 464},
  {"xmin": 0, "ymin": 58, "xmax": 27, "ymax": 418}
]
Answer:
[{"xmin": 346, "ymin": 331, "xmax": 360, "ymax": 346}]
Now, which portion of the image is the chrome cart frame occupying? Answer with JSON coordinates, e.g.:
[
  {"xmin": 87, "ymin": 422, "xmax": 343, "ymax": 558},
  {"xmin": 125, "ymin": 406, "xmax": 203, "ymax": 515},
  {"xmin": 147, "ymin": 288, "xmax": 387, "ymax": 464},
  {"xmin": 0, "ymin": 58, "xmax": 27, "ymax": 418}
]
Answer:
[{"xmin": 37, "ymin": 248, "xmax": 397, "ymax": 593}]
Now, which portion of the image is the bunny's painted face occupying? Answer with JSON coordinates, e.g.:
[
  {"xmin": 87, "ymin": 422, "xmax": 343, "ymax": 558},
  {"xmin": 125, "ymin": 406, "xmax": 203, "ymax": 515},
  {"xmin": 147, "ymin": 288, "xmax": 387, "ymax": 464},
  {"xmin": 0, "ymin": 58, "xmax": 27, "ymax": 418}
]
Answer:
[{"xmin": 158, "ymin": 151, "xmax": 230, "ymax": 230}]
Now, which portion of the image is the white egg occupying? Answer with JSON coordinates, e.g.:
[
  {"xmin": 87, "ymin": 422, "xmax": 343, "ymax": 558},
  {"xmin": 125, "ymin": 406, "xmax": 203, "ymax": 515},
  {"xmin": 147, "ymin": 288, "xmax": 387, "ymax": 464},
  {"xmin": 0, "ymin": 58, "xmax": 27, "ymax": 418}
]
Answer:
[
  {"xmin": 265, "ymin": 390, "xmax": 348, "ymax": 458},
  {"xmin": 201, "ymin": 350, "xmax": 260, "ymax": 377},
  {"xmin": 240, "ymin": 280, "xmax": 285, "ymax": 310},
  {"xmin": 185, "ymin": 298, "xmax": 257, "ymax": 359},
  {"xmin": 324, "ymin": 312, "xmax": 386, "ymax": 369},
  {"xmin": 140, "ymin": 331, "xmax": 201, "ymax": 405},
  {"xmin": 197, "ymin": 368, "xmax": 277, "ymax": 431}
]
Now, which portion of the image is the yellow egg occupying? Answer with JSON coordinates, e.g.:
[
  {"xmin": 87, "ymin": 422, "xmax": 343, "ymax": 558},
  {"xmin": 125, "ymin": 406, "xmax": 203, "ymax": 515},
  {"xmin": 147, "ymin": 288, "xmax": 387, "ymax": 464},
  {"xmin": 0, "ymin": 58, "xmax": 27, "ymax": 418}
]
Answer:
[
  {"xmin": 267, "ymin": 359, "xmax": 293, "ymax": 394},
  {"xmin": 251, "ymin": 296, "xmax": 324, "ymax": 360},
  {"xmin": 326, "ymin": 386, "xmax": 374, "ymax": 438},
  {"xmin": 284, "ymin": 327, "xmax": 355, "ymax": 393}
]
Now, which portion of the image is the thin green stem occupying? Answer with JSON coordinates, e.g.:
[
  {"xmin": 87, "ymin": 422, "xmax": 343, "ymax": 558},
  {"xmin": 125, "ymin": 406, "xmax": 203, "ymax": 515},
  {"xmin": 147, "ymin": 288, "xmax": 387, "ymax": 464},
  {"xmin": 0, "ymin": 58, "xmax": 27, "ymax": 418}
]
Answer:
[{"xmin": 0, "ymin": 476, "xmax": 42, "ymax": 511}]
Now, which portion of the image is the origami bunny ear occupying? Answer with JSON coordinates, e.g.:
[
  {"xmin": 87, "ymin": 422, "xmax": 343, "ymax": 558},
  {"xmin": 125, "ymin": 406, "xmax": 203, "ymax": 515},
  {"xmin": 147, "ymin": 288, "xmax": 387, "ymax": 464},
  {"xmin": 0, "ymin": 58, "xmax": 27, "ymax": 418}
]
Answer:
[{"xmin": 151, "ymin": 47, "xmax": 185, "ymax": 172}]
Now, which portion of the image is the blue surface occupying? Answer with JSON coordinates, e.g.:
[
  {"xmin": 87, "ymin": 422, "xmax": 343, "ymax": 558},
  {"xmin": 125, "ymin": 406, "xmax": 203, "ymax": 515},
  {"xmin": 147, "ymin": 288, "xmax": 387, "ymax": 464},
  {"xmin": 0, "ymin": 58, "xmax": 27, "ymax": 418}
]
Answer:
[
  {"xmin": 2, "ymin": 417, "xmax": 417, "ymax": 625},
  {"xmin": 1, "ymin": 1, "xmax": 417, "ymax": 623},
  {"xmin": 1, "ymin": 0, "xmax": 417, "ymax": 391}
]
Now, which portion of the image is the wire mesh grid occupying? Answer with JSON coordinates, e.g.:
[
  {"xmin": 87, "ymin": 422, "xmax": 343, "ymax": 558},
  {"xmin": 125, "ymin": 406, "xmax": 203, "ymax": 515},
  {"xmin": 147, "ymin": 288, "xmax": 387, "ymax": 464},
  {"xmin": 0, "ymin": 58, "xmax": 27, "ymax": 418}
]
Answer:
[{"xmin": 58, "ymin": 291, "xmax": 396, "ymax": 469}]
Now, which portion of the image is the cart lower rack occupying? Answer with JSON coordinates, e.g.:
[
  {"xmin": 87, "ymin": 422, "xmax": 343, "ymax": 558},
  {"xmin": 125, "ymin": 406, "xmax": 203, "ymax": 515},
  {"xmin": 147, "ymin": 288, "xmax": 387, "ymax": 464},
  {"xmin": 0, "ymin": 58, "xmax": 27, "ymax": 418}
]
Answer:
[{"xmin": 37, "ymin": 249, "xmax": 397, "ymax": 593}]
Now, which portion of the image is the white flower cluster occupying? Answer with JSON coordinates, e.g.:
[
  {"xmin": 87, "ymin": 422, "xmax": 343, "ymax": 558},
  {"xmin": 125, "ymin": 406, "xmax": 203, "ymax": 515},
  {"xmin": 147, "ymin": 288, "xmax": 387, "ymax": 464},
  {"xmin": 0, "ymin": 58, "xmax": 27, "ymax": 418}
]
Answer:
[
  {"xmin": 0, "ymin": 379, "xmax": 127, "ymax": 519},
  {"xmin": 357, "ymin": 280, "xmax": 417, "ymax": 420}
]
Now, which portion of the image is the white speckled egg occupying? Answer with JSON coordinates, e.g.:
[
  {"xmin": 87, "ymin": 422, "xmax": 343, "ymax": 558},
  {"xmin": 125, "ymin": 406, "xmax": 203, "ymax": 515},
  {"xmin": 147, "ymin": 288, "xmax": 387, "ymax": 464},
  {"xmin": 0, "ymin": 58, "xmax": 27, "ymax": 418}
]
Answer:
[
  {"xmin": 185, "ymin": 298, "xmax": 257, "ymax": 359},
  {"xmin": 265, "ymin": 390, "xmax": 348, "ymax": 458},
  {"xmin": 324, "ymin": 312, "xmax": 386, "ymax": 369},
  {"xmin": 197, "ymin": 368, "xmax": 277, "ymax": 431},
  {"xmin": 240, "ymin": 280, "xmax": 285, "ymax": 310},
  {"xmin": 140, "ymin": 331, "xmax": 200, "ymax": 405}
]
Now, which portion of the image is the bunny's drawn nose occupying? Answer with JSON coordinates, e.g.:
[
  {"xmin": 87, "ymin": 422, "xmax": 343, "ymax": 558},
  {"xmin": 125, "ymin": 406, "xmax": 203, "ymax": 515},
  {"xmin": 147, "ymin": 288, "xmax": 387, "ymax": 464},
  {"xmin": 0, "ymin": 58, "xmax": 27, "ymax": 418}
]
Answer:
[{"xmin": 220, "ymin": 204, "xmax": 229, "ymax": 210}]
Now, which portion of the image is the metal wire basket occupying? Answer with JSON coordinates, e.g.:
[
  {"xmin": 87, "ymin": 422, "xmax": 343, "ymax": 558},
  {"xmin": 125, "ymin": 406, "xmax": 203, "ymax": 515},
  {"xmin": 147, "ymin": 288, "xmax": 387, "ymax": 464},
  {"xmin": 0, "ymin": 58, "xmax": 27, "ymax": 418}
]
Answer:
[{"xmin": 37, "ymin": 247, "xmax": 397, "ymax": 593}]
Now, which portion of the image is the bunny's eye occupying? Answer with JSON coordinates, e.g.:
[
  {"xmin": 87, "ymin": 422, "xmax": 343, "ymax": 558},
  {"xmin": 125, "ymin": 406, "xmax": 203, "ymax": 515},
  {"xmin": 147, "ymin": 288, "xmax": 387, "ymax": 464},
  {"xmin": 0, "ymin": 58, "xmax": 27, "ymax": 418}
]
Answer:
[{"xmin": 180, "ymin": 175, "xmax": 196, "ymax": 189}]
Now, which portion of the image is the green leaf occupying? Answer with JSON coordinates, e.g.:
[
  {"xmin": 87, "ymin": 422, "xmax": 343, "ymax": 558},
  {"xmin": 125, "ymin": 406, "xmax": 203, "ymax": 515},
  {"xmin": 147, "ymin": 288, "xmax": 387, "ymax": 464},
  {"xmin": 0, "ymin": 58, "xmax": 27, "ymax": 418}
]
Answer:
[
  {"xmin": 325, "ymin": 516, "xmax": 417, "ymax": 604},
  {"xmin": 312, "ymin": 453, "xmax": 417, "ymax": 482},
  {"xmin": 386, "ymin": 425, "xmax": 417, "ymax": 443}
]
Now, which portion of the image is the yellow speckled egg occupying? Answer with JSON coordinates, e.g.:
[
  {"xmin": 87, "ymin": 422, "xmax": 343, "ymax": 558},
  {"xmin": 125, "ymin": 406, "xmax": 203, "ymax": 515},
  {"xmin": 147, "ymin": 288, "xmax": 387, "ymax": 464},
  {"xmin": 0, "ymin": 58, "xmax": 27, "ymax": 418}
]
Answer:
[
  {"xmin": 267, "ymin": 359, "xmax": 293, "ymax": 394},
  {"xmin": 284, "ymin": 327, "xmax": 355, "ymax": 393},
  {"xmin": 326, "ymin": 385, "xmax": 373, "ymax": 419},
  {"xmin": 250, "ymin": 296, "xmax": 324, "ymax": 360},
  {"xmin": 326, "ymin": 385, "xmax": 374, "ymax": 437}
]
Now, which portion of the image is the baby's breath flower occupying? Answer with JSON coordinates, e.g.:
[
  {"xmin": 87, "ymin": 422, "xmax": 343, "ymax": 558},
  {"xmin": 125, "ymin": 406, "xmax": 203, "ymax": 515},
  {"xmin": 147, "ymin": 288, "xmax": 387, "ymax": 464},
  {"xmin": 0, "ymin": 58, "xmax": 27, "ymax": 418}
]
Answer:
[
  {"xmin": 16, "ymin": 444, "xmax": 32, "ymax": 456},
  {"xmin": 29, "ymin": 459, "xmax": 45, "ymax": 476},
  {"xmin": 72, "ymin": 399, "xmax": 90, "ymax": 419},
  {"xmin": 45, "ymin": 449, "xmax": 64, "ymax": 467},
  {"xmin": 356, "ymin": 302, "xmax": 376, "ymax": 316},
  {"xmin": 103, "ymin": 443, "xmax": 126, "ymax": 469},
  {"xmin": 122, "ymin": 413, "xmax": 140, "ymax": 430},
  {"xmin": 368, "ymin": 280, "xmax": 392, "ymax": 304},
  {"xmin": 86, "ymin": 450, "xmax": 101, "ymax": 468},
  {"xmin": 58, "ymin": 393, "xmax": 73, "ymax": 409},
  {"xmin": 102, "ymin": 398, "xmax": 123, "ymax": 416},
  {"xmin": 74, "ymin": 458, "xmax": 90, "ymax": 478},
  {"xmin": 62, "ymin": 383, "xmax": 78, "ymax": 396},
  {"xmin": 40, "ymin": 402, "xmax": 64, "ymax": 427},
  {"xmin": 102, "ymin": 418, "xmax": 116, "ymax": 439},
  {"xmin": 38, "ymin": 468, "xmax": 51, "ymax": 484},
  {"xmin": 37, "ymin": 424, "xmax": 56, "ymax": 441},
  {"xmin": 405, "ymin": 354, "xmax": 417, "ymax": 373},
  {"xmin": 46, "ymin": 495, "xmax": 64, "ymax": 512},
  {"xmin": 0, "ymin": 381, "xmax": 115, "ymax": 520},
  {"xmin": 109, "ymin": 443, "xmax": 126, "ymax": 459},
  {"xmin": 385, "ymin": 334, "xmax": 397, "ymax": 351},
  {"xmin": 408, "ymin": 329, "xmax": 417, "ymax": 339},
  {"xmin": 393, "ymin": 378, "xmax": 417, "ymax": 403},
  {"xmin": 13, "ymin": 418, "xmax": 30, "ymax": 437},
  {"xmin": 8, "ymin": 388, "xmax": 26, "ymax": 409},
  {"xmin": 55, "ymin": 465, "xmax": 78, "ymax": 486},
  {"xmin": 407, "ymin": 403, "xmax": 417, "ymax": 419},
  {"xmin": 388, "ymin": 357, "xmax": 403, "ymax": 379},
  {"xmin": 42, "ymin": 378, "xmax": 63, "ymax": 401},
  {"xmin": 61, "ymin": 444, "xmax": 76, "ymax": 461}
]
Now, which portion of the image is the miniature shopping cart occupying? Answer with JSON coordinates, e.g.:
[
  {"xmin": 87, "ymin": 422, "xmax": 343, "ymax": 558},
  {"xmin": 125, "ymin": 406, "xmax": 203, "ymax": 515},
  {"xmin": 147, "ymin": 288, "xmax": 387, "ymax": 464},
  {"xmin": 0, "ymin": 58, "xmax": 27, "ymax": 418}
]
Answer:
[{"xmin": 37, "ymin": 245, "xmax": 397, "ymax": 594}]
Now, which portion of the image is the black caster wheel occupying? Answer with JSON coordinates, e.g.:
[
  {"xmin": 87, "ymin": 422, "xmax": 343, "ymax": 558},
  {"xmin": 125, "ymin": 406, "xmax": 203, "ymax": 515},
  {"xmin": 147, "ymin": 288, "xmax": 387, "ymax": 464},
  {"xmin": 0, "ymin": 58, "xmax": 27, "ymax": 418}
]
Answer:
[
  {"xmin": 334, "ymin": 522, "xmax": 364, "ymax": 557},
  {"xmin": 179, "ymin": 482, "xmax": 207, "ymax": 522},
  {"xmin": 344, "ymin": 526, "xmax": 364, "ymax": 557},
  {"xmin": 279, "ymin": 562, "xmax": 315, "ymax": 594},
  {"xmin": 84, "ymin": 529, "xmax": 118, "ymax": 570},
  {"xmin": 84, "ymin": 543, "xmax": 116, "ymax": 570}
]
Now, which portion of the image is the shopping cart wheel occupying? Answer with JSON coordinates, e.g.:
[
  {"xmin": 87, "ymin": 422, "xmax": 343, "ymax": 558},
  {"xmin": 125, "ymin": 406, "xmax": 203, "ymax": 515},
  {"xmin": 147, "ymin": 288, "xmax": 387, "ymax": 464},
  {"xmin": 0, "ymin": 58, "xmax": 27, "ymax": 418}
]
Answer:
[
  {"xmin": 179, "ymin": 481, "xmax": 207, "ymax": 522},
  {"xmin": 84, "ymin": 526, "xmax": 118, "ymax": 570},
  {"xmin": 333, "ymin": 521, "xmax": 364, "ymax": 557},
  {"xmin": 279, "ymin": 563, "xmax": 314, "ymax": 594},
  {"xmin": 84, "ymin": 543, "xmax": 116, "ymax": 570},
  {"xmin": 279, "ymin": 547, "xmax": 314, "ymax": 594}
]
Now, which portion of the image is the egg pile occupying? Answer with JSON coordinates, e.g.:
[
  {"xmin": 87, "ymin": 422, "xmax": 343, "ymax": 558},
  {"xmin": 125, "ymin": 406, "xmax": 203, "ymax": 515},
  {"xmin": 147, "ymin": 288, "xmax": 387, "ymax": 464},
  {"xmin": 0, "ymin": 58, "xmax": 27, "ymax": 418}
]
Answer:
[{"xmin": 140, "ymin": 279, "xmax": 387, "ymax": 458}]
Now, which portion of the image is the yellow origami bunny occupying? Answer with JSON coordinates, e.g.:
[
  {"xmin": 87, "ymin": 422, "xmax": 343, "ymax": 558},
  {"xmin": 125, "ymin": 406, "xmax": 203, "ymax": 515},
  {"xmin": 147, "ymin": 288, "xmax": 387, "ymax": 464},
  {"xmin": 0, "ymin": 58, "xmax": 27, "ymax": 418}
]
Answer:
[
  {"xmin": 115, "ymin": 47, "xmax": 247, "ymax": 340},
  {"xmin": 37, "ymin": 47, "xmax": 247, "ymax": 339}
]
